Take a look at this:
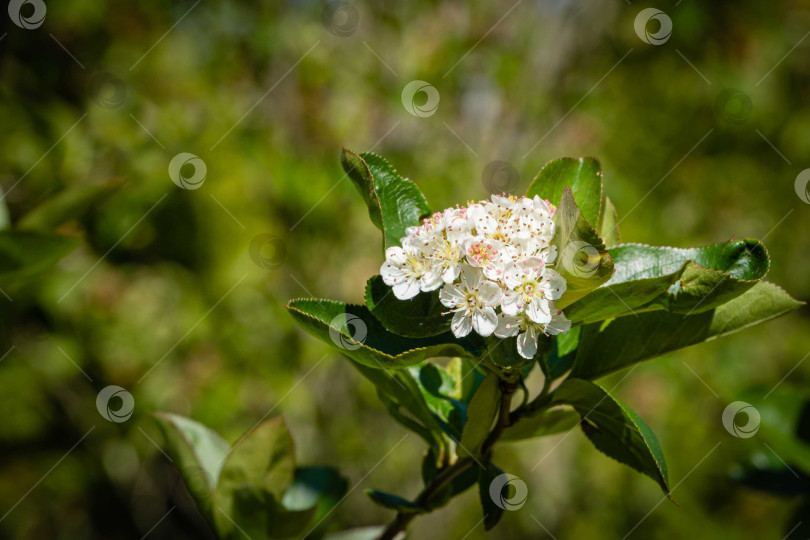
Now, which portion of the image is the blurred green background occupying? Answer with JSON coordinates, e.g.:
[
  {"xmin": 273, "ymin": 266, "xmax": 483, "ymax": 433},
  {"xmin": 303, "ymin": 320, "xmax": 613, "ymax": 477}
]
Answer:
[{"xmin": 1, "ymin": 0, "xmax": 809, "ymax": 538}]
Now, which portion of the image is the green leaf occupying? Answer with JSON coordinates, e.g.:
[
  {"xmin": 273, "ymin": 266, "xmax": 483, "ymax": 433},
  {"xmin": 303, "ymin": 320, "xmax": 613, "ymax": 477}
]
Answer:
[
  {"xmin": 485, "ymin": 334, "xmax": 540, "ymax": 370},
  {"xmin": 478, "ymin": 463, "xmax": 506, "ymax": 530},
  {"xmin": 214, "ymin": 417, "xmax": 296, "ymax": 536},
  {"xmin": 410, "ymin": 362, "xmax": 466, "ymax": 440},
  {"xmin": 154, "ymin": 412, "xmax": 229, "ymax": 521},
  {"xmin": 0, "ymin": 231, "xmax": 80, "ymax": 284},
  {"xmin": 341, "ymin": 148, "xmax": 431, "ymax": 251},
  {"xmin": 0, "ymin": 189, "xmax": 9, "ymax": 230},
  {"xmin": 446, "ymin": 357, "xmax": 483, "ymax": 403},
  {"xmin": 458, "ymin": 372, "xmax": 501, "ymax": 458},
  {"xmin": 376, "ymin": 386, "xmax": 444, "ymax": 449},
  {"xmin": 282, "ymin": 466, "xmax": 348, "ymax": 537},
  {"xmin": 365, "ymin": 275, "xmax": 450, "ymax": 337},
  {"xmin": 287, "ymin": 297, "xmax": 487, "ymax": 448},
  {"xmin": 563, "ymin": 239, "xmax": 770, "ymax": 325},
  {"xmin": 551, "ymin": 188, "xmax": 614, "ymax": 309},
  {"xmin": 286, "ymin": 298, "xmax": 482, "ymax": 370},
  {"xmin": 553, "ymin": 378, "xmax": 670, "ymax": 495},
  {"xmin": 365, "ymin": 489, "xmax": 426, "ymax": 514},
  {"xmin": 547, "ymin": 326, "xmax": 580, "ymax": 379},
  {"xmin": 596, "ymin": 196, "xmax": 620, "ymax": 248},
  {"xmin": 219, "ymin": 486, "xmax": 316, "ymax": 540},
  {"xmin": 737, "ymin": 386, "xmax": 810, "ymax": 476},
  {"xmin": 571, "ymin": 281, "xmax": 803, "ymax": 380},
  {"xmin": 18, "ymin": 183, "xmax": 119, "ymax": 231},
  {"xmin": 501, "ymin": 406, "xmax": 581, "ymax": 441},
  {"xmin": 325, "ymin": 527, "xmax": 386, "ymax": 540},
  {"xmin": 526, "ymin": 157, "xmax": 603, "ymax": 226}
]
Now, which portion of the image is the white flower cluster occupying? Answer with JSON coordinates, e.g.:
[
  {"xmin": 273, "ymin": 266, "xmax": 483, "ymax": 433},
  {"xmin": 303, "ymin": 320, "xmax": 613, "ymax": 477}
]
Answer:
[{"xmin": 380, "ymin": 194, "xmax": 571, "ymax": 359}]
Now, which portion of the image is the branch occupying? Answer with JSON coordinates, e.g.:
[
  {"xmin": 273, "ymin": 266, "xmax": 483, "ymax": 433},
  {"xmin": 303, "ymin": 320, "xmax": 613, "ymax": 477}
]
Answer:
[{"xmin": 376, "ymin": 380, "xmax": 518, "ymax": 540}]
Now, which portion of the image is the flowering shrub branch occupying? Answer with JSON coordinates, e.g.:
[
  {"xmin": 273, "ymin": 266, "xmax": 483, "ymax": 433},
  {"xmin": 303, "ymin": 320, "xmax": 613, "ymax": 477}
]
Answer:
[{"xmin": 155, "ymin": 148, "xmax": 802, "ymax": 539}]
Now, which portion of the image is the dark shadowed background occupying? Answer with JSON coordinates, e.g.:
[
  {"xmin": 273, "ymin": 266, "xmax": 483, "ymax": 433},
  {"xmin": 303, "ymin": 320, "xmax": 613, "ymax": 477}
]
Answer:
[{"xmin": 1, "ymin": 0, "xmax": 809, "ymax": 538}]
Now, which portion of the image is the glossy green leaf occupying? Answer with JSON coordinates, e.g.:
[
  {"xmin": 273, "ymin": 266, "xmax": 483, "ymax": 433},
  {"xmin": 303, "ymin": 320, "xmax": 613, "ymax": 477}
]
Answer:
[
  {"xmin": 446, "ymin": 357, "xmax": 483, "ymax": 403},
  {"xmin": 596, "ymin": 196, "xmax": 620, "ymax": 247},
  {"xmin": 526, "ymin": 157, "xmax": 603, "ymax": 225},
  {"xmin": 551, "ymin": 188, "xmax": 614, "ymax": 309},
  {"xmin": 365, "ymin": 275, "xmax": 450, "ymax": 337},
  {"xmin": 0, "ymin": 231, "xmax": 80, "ymax": 284},
  {"xmin": 553, "ymin": 378, "xmax": 670, "ymax": 495},
  {"xmin": 18, "ymin": 183, "xmax": 119, "ymax": 231},
  {"xmin": 478, "ymin": 463, "xmax": 506, "ymax": 530},
  {"xmin": 376, "ymin": 386, "xmax": 444, "ymax": 449},
  {"xmin": 287, "ymin": 297, "xmax": 483, "ymax": 448},
  {"xmin": 341, "ymin": 148, "xmax": 431, "ymax": 251},
  {"xmin": 564, "ymin": 239, "xmax": 770, "ymax": 325},
  {"xmin": 410, "ymin": 362, "xmax": 466, "ymax": 440},
  {"xmin": 501, "ymin": 406, "xmax": 581, "ymax": 441},
  {"xmin": 365, "ymin": 489, "xmax": 426, "ymax": 514},
  {"xmin": 458, "ymin": 372, "xmax": 500, "ymax": 458},
  {"xmin": 154, "ymin": 412, "xmax": 229, "ymax": 520},
  {"xmin": 286, "ymin": 298, "xmax": 482, "ymax": 370},
  {"xmin": 571, "ymin": 281, "xmax": 803, "ymax": 380},
  {"xmin": 547, "ymin": 326, "xmax": 580, "ymax": 379},
  {"xmin": 214, "ymin": 417, "xmax": 296, "ymax": 536}
]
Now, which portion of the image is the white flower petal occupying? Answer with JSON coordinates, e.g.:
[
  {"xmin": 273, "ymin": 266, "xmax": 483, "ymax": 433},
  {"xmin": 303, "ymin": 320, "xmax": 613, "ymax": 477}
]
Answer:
[
  {"xmin": 494, "ymin": 314, "xmax": 521, "ymax": 338},
  {"xmin": 501, "ymin": 290, "xmax": 522, "ymax": 315},
  {"xmin": 543, "ymin": 269, "xmax": 567, "ymax": 300},
  {"xmin": 502, "ymin": 262, "xmax": 522, "ymax": 289},
  {"xmin": 526, "ymin": 296, "xmax": 552, "ymax": 324},
  {"xmin": 478, "ymin": 281, "xmax": 503, "ymax": 307},
  {"xmin": 545, "ymin": 245, "xmax": 558, "ymax": 264},
  {"xmin": 439, "ymin": 284, "xmax": 465, "ymax": 307},
  {"xmin": 459, "ymin": 264, "xmax": 483, "ymax": 289},
  {"xmin": 380, "ymin": 263, "xmax": 405, "ymax": 286},
  {"xmin": 451, "ymin": 310, "xmax": 473, "ymax": 338},
  {"xmin": 442, "ymin": 264, "xmax": 461, "ymax": 284},
  {"xmin": 516, "ymin": 327, "xmax": 539, "ymax": 359},
  {"xmin": 472, "ymin": 307, "xmax": 498, "ymax": 337},
  {"xmin": 420, "ymin": 267, "xmax": 443, "ymax": 292},
  {"xmin": 385, "ymin": 246, "xmax": 407, "ymax": 265},
  {"xmin": 545, "ymin": 310, "xmax": 571, "ymax": 335},
  {"xmin": 518, "ymin": 257, "xmax": 545, "ymax": 276},
  {"xmin": 393, "ymin": 279, "xmax": 420, "ymax": 300}
]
